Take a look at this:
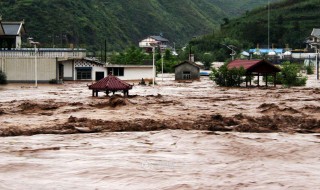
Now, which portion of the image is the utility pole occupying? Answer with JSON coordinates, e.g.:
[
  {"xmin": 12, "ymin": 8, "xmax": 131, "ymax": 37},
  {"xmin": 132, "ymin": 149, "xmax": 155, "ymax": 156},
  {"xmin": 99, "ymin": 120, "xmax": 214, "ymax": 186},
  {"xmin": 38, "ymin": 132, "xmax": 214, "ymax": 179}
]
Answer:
[{"xmin": 105, "ymin": 39, "xmax": 107, "ymax": 63}]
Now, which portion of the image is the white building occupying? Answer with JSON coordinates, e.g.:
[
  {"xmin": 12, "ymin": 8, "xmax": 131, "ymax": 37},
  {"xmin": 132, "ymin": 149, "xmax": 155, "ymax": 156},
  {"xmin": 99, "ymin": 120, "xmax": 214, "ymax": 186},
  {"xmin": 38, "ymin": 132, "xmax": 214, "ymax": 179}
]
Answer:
[
  {"xmin": 0, "ymin": 48, "xmax": 87, "ymax": 83},
  {"xmin": 59, "ymin": 58, "xmax": 106, "ymax": 81},
  {"xmin": 105, "ymin": 64, "xmax": 154, "ymax": 81},
  {"xmin": 139, "ymin": 36, "xmax": 169, "ymax": 52}
]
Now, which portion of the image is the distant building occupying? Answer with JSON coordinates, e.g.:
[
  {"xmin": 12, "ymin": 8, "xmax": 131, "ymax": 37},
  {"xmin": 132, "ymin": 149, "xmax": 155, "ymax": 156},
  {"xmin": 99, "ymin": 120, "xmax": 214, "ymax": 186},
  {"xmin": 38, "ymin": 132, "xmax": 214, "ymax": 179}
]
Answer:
[
  {"xmin": 306, "ymin": 28, "xmax": 320, "ymax": 49},
  {"xmin": 174, "ymin": 60, "xmax": 200, "ymax": 81},
  {"xmin": 0, "ymin": 20, "xmax": 26, "ymax": 49},
  {"xmin": 139, "ymin": 35, "xmax": 169, "ymax": 52}
]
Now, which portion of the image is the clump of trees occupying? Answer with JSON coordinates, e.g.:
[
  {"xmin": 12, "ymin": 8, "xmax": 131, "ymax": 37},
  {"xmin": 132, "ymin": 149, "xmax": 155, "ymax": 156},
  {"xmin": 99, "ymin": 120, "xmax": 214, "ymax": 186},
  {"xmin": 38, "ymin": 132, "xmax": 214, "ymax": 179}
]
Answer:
[
  {"xmin": 211, "ymin": 61, "xmax": 307, "ymax": 87},
  {"xmin": 210, "ymin": 63, "xmax": 246, "ymax": 87},
  {"xmin": 279, "ymin": 62, "xmax": 307, "ymax": 87},
  {"xmin": 156, "ymin": 49, "xmax": 180, "ymax": 73},
  {"xmin": 0, "ymin": 71, "xmax": 7, "ymax": 84}
]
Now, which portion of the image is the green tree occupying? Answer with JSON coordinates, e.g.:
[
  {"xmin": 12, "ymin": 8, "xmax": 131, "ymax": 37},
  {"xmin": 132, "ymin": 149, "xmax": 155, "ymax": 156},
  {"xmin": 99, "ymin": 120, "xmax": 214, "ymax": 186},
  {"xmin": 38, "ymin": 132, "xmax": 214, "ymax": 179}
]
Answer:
[
  {"xmin": 109, "ymin": 46, "xmax": 147, "ymax": 65},
  {"xmin": 210, "ymin": 63, "xmax": 246, "ymax": 87},
  {"xmin": 280, "ymin": 62, "xmax": 307, "ymax": 87},
  {"xmin": 200, "ymin": 53, "xmax": 214, "ymax": 70}
]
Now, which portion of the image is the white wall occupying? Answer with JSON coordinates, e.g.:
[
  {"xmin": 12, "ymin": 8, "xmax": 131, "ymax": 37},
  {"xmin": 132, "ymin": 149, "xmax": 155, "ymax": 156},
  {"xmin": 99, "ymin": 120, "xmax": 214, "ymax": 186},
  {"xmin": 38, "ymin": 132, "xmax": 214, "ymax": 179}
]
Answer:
[
  {"xmin": 62, "ymin": 60, "xmax": 73, "ymax": 78},
  {"xmin": 2, "ymin": 57, "xmax": 56, "ymax": 81},
  {"xmin": 92, "ymin": 66, "xmax": 107, "ymax": 80},
  {"xmin": 116, "ymin": 67, "xmax": 154, "ymax": 81}
]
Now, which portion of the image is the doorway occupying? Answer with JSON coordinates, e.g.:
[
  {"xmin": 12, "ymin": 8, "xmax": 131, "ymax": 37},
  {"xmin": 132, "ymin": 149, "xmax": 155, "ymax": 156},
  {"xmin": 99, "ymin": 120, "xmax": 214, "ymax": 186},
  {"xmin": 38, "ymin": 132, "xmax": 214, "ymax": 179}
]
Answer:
[{"xmin": 95, "ymin": 72, "xmax": 104, "ymax": 81}]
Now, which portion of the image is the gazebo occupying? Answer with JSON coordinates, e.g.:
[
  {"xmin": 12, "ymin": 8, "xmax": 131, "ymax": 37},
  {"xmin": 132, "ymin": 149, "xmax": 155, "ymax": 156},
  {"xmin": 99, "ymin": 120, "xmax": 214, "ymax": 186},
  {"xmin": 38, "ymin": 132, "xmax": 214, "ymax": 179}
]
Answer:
[
  {"xmin": 88, "ymin": 75, "xmax": 133, "ymax": 97},
  {"xmin": 227, "ymin": 59, "xmax": 281, "ymax": 87}
]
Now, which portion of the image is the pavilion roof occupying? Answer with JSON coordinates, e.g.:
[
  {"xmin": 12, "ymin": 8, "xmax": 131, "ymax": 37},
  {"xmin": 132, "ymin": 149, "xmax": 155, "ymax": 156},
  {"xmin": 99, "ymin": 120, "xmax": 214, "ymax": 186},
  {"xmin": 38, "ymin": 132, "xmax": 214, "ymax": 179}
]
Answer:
[
  {"xmin": 227, "ymin": 60, "xmax": 280, "ymax": 73},
  {"xmin": 88, "ymin": 75, "xmax": 133, "ymax": 91}
]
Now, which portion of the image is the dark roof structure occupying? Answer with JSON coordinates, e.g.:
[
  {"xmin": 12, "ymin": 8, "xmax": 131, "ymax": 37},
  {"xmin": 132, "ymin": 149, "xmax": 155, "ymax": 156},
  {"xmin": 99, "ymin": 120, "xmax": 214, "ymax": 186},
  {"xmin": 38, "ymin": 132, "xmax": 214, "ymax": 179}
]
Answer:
[
  {"xmin": 227, "ymin": 60, "xmax": 280, "ymax": 73},
  {"xmin": 174, "ymin": 60, "xmax": 201, "ymax": 69},
  {"xmin": 89, "ymin": 75, "xmax": 133, "ymax": 91},
  {"xmin": 0, "ymin": 21, "xmax": 4, "ymax": 35},
  {"xmin": 150, "ymin": 35, "xmax": 169, "ymax": 42},
  {"xmin": 1, "ymin": 21, "xmax": 26, "ymax": 36}
]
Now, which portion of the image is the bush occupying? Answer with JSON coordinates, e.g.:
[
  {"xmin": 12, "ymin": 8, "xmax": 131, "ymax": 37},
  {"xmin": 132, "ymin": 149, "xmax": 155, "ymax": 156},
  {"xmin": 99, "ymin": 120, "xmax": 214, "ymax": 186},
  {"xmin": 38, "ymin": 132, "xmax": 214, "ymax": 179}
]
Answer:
[
  {"xmin": 0, "ymin": 71, "xmax": 7, "ymax": 84},
  {"xmin": 305, "ymin": 64, "xmax": 314, "ymax": 75},
  {"xmin": 49, "ymin": 79, "xmax": 58, "ymax": 84},
  {"xmin": 210, "ymin": 63, "xmax": 246, "ymax": 87},
  {"xmin": 280, "ymin": 62, "xmax": 307, "ymax": 87}
]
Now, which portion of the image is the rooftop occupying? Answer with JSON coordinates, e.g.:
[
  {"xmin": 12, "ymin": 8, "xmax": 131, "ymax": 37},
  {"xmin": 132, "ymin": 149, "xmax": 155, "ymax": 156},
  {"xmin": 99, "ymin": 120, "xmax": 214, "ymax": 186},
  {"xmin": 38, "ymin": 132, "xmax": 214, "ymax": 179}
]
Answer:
[{"xmin": 88, "ymin": 75, "xmax": 133, "ymax": 91}]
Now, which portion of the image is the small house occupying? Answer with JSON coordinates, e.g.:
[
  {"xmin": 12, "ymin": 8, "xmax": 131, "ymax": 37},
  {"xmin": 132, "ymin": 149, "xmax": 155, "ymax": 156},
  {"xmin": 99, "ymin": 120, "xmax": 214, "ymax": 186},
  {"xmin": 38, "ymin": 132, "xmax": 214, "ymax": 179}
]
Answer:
[{"xmin": 174, "ymin": 61, "xmax": 200, "ymax": 81}]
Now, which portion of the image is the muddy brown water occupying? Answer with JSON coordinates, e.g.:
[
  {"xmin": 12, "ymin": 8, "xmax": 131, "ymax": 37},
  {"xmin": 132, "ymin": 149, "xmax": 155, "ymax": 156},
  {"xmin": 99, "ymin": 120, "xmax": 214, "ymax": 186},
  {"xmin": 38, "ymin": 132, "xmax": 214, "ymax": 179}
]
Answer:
[
  {"xmin": 0, "ymin": 131, "xmax": 320, "ymax": 189},
  {"xmin": 0, "ymin": 75, "xmax": 320, "ymax": 189}
]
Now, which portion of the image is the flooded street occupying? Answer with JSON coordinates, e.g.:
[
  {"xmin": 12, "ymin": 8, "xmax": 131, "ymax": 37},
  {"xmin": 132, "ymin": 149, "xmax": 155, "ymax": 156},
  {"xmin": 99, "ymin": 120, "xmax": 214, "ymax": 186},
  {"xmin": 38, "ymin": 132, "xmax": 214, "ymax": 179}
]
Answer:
[
  {"xmin": 0, "ymin": 131, "xmax": 319, "ymax": 189},
  {"xmin": 0, "ymin": 75, "xmax": 320, "ymax": 189}
]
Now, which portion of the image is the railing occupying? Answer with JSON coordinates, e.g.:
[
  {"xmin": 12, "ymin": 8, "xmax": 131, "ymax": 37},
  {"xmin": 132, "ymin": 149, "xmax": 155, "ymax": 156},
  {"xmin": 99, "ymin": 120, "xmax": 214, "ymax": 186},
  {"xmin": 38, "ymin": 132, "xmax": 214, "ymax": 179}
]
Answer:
[{"xmin": 0, "ymin": 48, "xmax": 86, "ymax": 58}]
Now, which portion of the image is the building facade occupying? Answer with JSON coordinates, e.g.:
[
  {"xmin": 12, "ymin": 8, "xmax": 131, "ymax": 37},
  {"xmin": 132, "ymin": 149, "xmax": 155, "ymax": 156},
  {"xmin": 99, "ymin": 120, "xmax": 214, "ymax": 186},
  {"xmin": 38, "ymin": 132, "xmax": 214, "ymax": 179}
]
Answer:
[{"xmin": 174, "ymin": 61, "xmax": 200, "ymax": 81}]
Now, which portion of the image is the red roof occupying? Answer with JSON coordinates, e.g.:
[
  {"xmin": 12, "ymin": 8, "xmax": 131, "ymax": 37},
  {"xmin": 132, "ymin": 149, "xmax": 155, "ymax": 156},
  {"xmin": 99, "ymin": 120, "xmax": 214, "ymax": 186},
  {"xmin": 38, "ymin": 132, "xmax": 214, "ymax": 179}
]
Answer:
[
  {"xmin": 88, "ymin": 75, "xmax": 133, "ymax": 91},
  {"xmin": 227, "ymin": 60, "xmax": 262, "ymax": 70},
  {"xmin": 227, "ymin": 59, "xmax": 280, "ymax": 73}
]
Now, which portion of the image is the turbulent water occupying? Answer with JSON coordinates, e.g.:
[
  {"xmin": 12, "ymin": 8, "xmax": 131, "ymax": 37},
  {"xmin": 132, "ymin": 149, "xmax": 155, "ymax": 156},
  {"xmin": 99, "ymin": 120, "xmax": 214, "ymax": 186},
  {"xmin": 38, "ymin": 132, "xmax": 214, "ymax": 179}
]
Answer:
[
  {"xmin": 0, "ymin": 130, "xmax": 319, "ymax": 189},
  {"xmin": 1, "ymin": 75, "xmax": 320, "ymax": 189}
]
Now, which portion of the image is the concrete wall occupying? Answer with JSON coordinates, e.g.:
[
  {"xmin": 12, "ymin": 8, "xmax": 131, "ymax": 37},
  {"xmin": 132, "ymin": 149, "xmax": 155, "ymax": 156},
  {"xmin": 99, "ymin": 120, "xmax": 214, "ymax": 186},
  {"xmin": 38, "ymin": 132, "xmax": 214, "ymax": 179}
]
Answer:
[
  {"xmin": 62, "ymin": 60, "xmax": 73, "ymax": 80},
  {"xmin": 92, "ymin": 66, "xmax": 107, "ymax": 81},
  {"xmin": 175, "ymin": 63, "xmax": 200, "ymax": 80},
  {"xmin": 1, "ymin": 57, "xmax": 57, "ymax": 82},
  {"xmin": 115, "ymin": 67, "xmax": 154, "ymax": 81}
]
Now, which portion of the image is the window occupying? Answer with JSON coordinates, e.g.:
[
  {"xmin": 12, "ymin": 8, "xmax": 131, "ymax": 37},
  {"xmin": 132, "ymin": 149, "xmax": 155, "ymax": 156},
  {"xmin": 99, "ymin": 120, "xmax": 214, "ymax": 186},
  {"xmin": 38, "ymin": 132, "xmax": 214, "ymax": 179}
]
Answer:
[
  {"xmin": 76, "ymin": 67, "xmax": 92, "ymax": 80},
  {"xmin": 182, "ymin": 71, "xmax": 191, "ymax": 80},
  {"xmin": 108, "ymin": 67, "xmax": 124, "ymax": 76}
]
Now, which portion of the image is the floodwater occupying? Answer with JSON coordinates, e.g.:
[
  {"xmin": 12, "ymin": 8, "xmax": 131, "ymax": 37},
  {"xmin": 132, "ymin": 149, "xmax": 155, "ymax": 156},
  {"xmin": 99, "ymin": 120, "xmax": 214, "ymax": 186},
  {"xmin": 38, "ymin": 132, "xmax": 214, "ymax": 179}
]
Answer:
[
  {"xmin": 0, "ymin": 74, "xmax": 320, "ymax": 189},
  {"xmin": 0, "ymin": 131, "xmax": 319, "ymax": 189}
]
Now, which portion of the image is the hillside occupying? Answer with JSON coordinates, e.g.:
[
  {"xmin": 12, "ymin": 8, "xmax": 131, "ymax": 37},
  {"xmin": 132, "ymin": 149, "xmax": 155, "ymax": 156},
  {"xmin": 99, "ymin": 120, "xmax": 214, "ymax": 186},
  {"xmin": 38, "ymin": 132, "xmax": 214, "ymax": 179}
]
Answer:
[
  {"xmin": 221, "ymin": 0, "xmax": 320, "ymax": 49},
  {"xmin": 0, "ymin": 0, "xmax": 274, "ymax": 51}
]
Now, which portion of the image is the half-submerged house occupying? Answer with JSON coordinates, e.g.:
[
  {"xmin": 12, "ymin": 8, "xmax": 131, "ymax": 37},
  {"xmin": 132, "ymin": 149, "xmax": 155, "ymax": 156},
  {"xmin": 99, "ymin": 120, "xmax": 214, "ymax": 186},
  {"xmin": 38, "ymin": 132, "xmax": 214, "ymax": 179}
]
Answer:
[
  {"xmin": 227, "ymin": 59, "xmax": 281, "ymax": 87},
  {"xmin": 174, "ymin": 60, "xmax": 200, "ymax": 81}
]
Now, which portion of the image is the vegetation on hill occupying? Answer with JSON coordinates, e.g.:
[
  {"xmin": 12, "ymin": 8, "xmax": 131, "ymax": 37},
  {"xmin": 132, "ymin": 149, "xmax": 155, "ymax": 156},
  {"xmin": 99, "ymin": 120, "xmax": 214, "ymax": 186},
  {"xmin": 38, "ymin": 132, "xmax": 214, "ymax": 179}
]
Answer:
[
  {"xmin": 189, "ymin": 0, "xmax": 320, "ymax": 63},
  {"xmin": 0, "ymin": 0, "xmax": 274, "ymax": 51}
]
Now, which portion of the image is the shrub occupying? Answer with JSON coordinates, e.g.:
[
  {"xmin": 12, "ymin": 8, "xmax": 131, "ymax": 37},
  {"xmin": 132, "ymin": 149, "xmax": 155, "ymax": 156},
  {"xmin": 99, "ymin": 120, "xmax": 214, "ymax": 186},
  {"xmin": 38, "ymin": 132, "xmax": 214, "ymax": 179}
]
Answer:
[
  {"xmin": 280, "ymin": 62, "xmax": 307, "ymax": 87},
  {"xmin": 305, "ymin": 64, "xmax": 314, "ymax": 75},
  {"xmin": 210, "ymin": 63, "xmax": 246, "ymax": 87},
  {"xmin": 49, "ymin": 79, "xmax": 58, "ymax": 84},
  {"xmin": 0, "ymin": 71, "xmax": 7, "ymax": 84}
]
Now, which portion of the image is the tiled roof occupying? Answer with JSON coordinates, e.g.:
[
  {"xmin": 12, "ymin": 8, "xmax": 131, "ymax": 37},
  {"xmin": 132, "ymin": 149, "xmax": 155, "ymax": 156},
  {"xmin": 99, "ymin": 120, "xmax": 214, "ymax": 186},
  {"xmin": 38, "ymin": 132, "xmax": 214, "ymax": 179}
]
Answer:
[
  {"xmin": 88, "ymin": 75, "xmax": 133, "ymax": 91},
  {"xmin": 174, "ymin": 60, "xmax": 201, "ymax": 68},
  {"xmin": 227, "ymin": 60, "xmax": 261, "ymax": 70},
  {"xmin": 227, "ymin": 60, "xmax": 281, "ymax": 72},
  {"xmin": 150, "ymin": 36, "xmax": 169, "ymax": 42}
]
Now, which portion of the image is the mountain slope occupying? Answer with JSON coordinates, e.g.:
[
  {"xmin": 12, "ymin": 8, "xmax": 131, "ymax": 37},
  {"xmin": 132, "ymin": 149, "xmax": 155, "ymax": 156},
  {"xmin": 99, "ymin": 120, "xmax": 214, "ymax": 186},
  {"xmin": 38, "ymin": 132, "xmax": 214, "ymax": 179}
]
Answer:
[
  {"xmin": 0, "ymin": 0, "xmax": 274, "ymax": 50},
  {"xmin": 221, "ymin": 0, "xmax": 320, "ymax": 49}
]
